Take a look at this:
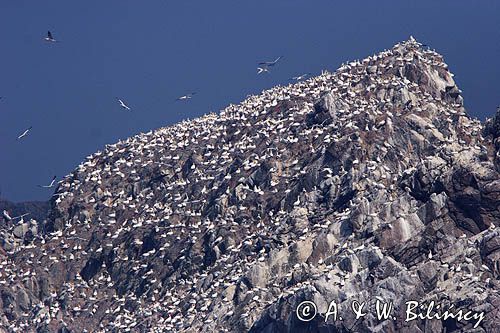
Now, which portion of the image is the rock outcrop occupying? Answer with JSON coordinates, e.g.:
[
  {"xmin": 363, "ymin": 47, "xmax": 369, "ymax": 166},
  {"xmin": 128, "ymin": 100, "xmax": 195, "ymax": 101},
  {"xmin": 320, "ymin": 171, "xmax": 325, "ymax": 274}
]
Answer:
[
  {"xmin": 1, "ymin": 37, "xmax": 499, "ymax": 333},
  {"xmin": 0, "ymin": 200, "xmax": 49, "ymax": 253}
]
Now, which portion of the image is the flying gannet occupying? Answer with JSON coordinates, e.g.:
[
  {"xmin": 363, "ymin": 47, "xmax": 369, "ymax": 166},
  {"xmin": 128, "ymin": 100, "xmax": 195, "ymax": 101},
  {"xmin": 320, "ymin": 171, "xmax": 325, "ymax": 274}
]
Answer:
[
  {"xmin": 38, "ymin": 175, "xmax": 57, "ymax": 188},
  {"xmin": 257, "ymin": 67, "xmax": 269, "ymax": 74},
  {"xmin": 291, "ymin": 73, "xmax": 311, "ymax": 81},
  {"xmin": 17, "ymin": 126, "xmax": 32, "ymax": 140},
  {"xmin": 44, "ymin": 31, "xmax": 58, "ymax": 42},
  {"xmin": 176, "ymin": 93, "xmax": 196, "ymax": 101},
  {"xmin": 117, "ymin": 98, "xmax": 131, "ymax": 111},
  {"xmin": 2, "ymin": 210, "xmax": 29, "ymax": 221},
  {"xmin": 258, "ymin": 56, "xmax": 282, "ymax": 67}
]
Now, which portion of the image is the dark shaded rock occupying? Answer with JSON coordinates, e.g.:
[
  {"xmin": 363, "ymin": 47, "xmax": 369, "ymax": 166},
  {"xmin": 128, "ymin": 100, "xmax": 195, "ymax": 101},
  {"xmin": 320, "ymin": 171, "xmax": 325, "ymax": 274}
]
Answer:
[{"xmin": 80, "ymin": 257, "xmax": 103, "ymax": 282}]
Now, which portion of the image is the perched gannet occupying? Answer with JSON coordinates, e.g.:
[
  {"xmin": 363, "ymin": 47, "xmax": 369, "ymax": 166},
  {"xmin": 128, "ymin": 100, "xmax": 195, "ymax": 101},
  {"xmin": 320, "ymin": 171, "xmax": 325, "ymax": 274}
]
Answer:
[{"xmin": 2, "ymin": 210, "xmax": 12, "ymax": 221}]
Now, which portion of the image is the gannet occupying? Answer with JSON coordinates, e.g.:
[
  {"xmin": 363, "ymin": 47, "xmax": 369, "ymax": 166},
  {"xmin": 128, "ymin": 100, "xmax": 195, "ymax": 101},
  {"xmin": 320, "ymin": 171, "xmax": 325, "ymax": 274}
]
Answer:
[
  {"xmin": 117, "ymin": 98, "xmax": 131, "ymax": 111},
  {"xmin": 44, "ymin": 31, "xmax": 58, "ymax": 42},
  {"xmin": 17, "ymin": 126, "xmax": 32, "ymax": 140},
  {"xmin": 176, "ymin": 93, "xmax": 196, "ymax": 101},
  {"xmin": 291, "ymin": 73, "xmax": 310, "ymax": 81},
  {"xmin": 2, "ymin": 210, "xmax": 29, "ymax": 221},
  {"xmin": 258, "ymin": 56, "xmax": 282, "ymax": 67},
  {"xmin": 38, "ymin": 175, "xmax": 57, "ymax": 188},
  {"xmin": 257, "ymin": 67, "xmax": 269, "ymax": 74},
  {"xmin": 2, "ymin": 210, "xmax": 12, "ymax": 221}
]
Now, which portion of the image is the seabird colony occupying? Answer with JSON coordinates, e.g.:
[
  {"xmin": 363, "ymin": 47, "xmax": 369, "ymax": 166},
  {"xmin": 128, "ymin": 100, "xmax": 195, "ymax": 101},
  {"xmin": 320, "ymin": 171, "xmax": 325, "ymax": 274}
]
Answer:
[{"xmin": 1, "ymin": 37, "xmax": 489, "ymax": 332}]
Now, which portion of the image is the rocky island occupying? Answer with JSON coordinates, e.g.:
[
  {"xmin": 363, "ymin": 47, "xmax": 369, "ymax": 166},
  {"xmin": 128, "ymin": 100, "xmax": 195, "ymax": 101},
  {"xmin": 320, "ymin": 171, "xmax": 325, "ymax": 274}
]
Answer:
[{"xmin": 1, "ymin": 37, "xmax": 499, "ymax": 332}]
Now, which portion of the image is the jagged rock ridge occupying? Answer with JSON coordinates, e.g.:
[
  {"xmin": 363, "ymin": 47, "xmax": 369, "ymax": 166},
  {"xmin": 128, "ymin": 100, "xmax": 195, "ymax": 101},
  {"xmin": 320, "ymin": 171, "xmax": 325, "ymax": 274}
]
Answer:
[{"xmin": 1, "ymin": 37, "xmax": 499, "ymax": 333}]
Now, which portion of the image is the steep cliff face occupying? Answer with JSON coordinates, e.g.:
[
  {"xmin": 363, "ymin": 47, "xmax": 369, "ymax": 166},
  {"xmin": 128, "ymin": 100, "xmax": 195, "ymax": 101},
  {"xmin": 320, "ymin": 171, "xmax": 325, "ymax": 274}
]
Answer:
[{"xmin": 1, "ymin": 38, "xmax": 499, "ymax": 333}]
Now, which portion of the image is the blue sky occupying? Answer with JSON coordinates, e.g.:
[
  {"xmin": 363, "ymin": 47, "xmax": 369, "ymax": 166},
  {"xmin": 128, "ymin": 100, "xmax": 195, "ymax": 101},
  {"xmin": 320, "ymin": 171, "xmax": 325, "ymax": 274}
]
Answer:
[{"xmin": 1, "ymin": 0, "xmax": 499, "ymax": 202}]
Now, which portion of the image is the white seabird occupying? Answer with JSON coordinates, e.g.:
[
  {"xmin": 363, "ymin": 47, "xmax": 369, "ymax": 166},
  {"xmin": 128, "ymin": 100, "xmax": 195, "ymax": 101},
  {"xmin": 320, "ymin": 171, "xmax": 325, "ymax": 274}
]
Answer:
[
  {"xmin": 257, "ymin": 67, "xmax": 269, "ymax": 74},
  {"xmin": 291, "ymin": 73, "xmax": 310, "ymax": 81},
  {"xmin": 118, "ymin": 98, "xmax": 131, "ymax": 111},
  {"xmin": 258, "ymin": 56, "xmax": 282, "ymax": 67},
  {"xmin": 38, "ymin": 175, "xmax": 57, "ymax": 188},
  {"xmin": 17, "ymin": 126, "xmax": 32, "ymax": 140},
  {"xmin": 2, "ymin": 210, "xmax": 29, "ymax": 221},
  {"xmin": 2, "ymin": 210, "xmax": 12, "ymax": 221},
  {"xmin": 44, "ymin": 31, "xmax": 58, "ymax": 42},
  {"xmin": 176, "ymin": 93, "xmax": 196, "ymax": 101}
]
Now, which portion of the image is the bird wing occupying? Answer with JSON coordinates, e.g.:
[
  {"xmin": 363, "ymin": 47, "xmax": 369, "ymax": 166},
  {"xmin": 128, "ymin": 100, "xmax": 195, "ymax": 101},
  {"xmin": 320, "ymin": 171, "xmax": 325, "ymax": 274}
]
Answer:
[
  {"xmin": 17, "ymin": 129, "xmax": 28, "ymax": 139},
  {"xmin": 12, "ymin": 213, "xmax": 29, "ymax": 219},
  {"xmin": 120, "ymin": 100, "xmax": 130, "ymax": 109},
  {"xmin": 260, "ymin": 57, "xmax": 282, "ymax": 66}
]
